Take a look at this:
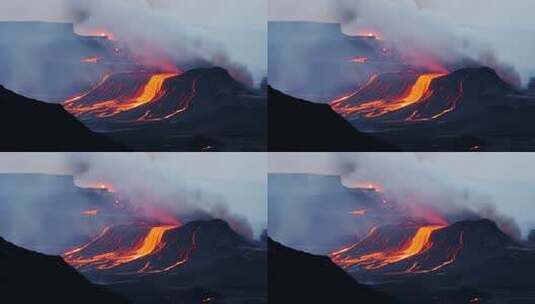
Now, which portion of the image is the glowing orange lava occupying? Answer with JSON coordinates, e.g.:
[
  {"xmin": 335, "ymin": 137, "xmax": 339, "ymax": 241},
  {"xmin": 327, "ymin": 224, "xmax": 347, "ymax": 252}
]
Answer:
[
  {"xmin": 77, "ymin": 181, "xmax": 116, "ymax": 192},
  {"xmin": 80, "ymin": 56, "xmax": 102, "ymax": 64},
  {"xmin": 331, "ymin": 225, "xmax": 445, "ymax": 270},
  {"xmin": 402, "ymin": 231, "xmax": 464, "ymax": 274},
  {"xmin": 64, "ymin": 71, "xmax": 181, "ymax": 119},
  {"xmin": 349, "ymin": 209, "xmax": 368, "ymax": 216},
  {"xmin": 332, "ymin": 73, "xmax": 446, "ymax": 118},
  {"xmin": 81, "ymin": 209, "xmax": 101, "ymax": 216},
  {"xmin": 354, "ymin": 30, "xmax": 384, "ymax": 40},
  {"xmin": 78, "ymin": 29, "xmax": 116, "ymax": 40},
  {"xmin": 64, "ymin": 224, "xmax": 179, "ymax": 270},
  {"xmin": 351, "ymin": 56, "xmax": 369, "ymax": 64}
]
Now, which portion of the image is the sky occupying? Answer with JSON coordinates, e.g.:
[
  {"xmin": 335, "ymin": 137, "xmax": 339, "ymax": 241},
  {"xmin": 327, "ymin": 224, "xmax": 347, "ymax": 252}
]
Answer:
[
  {"xmin": 269, "ymin": 152, "xmax": 535, "ymax": 237},
  {"xmin": 0, "ymin": 152, "xmax": 267, "ymax": 236}
]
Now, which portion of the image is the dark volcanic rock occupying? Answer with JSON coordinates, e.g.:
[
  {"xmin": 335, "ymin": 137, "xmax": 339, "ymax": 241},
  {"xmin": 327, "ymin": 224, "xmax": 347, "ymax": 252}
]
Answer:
[
  {"xmin": 268, "ymin": 238, "xmax": 395, "ymax": 304},
  {"xmin": 529, "ymin": 230, "xmax": 535, "ymax": 243},
  {"xmin": 81, "ymin": 220, "xmax": 267, "ymax": 304},
  {"xmin": 268, "ymin": 86, "xmax": 397, "ymax": 151},
  {"xmin": 90, "ymin": 67, "xmax": 267, "ymax": 151},
  {"xmin": 0, "ymin": 85, "xmax": 123, "ymax": 151},
  {"xmin": 0, "ymin": 236, "xmax": 127, "ymax": 304}
]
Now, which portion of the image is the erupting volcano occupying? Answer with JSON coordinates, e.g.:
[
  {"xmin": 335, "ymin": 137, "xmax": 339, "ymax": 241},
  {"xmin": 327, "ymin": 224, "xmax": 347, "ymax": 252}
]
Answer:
[{"xmin": 63, "ymin": 70, "xmax": 199, "ymax": 122}]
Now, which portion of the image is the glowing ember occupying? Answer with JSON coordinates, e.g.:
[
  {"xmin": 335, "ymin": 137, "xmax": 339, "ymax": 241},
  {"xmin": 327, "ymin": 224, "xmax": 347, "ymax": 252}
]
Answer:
[
  {"xmin": 78, "ymin": 29, "xmax": 116, "ymax": 41},
  {"xmin": 349, "ymin": 209, "xmax": 368, "ymax": 216},
  {"xmin": 347, "ymin": 180, "xmax": 384, "ymax": 192},
  {"xmin": 351, "ymin": 56, "xmax": 369, "ymax": 64},
  {"xmin": 354, "ymin": 30, "xmax": 384, "ymax": 40},
  {"xmin": 331, "ymin": 225, "xmax": 446, "ymax": 270},
  {"xmin": 81, "ymin": 209, "xmax": 101, "ymax": 216},
  {"xmin": 332, "ymin": 72, "xmax": 446, "ymax": 119},
  {"xmin": 77, "ymin": 181, "xmax": 115, "ymax": 192},
  {"xmin": 80, "ymin": 57, "xmax": 102, "ymax": 64}
]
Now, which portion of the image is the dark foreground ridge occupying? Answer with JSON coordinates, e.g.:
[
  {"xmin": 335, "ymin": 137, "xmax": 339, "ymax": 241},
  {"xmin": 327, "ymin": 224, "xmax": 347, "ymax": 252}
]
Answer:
[
  {"xmin": 0, "ymin": 236, "xmax": 128, "ymax": 304},
  {"xmin": 268, "ymin": 238, "xmax": 395, "ymax": 303},
  {"xmin": 268, "ymin": 86, "xmax": 397, "ymax": 151},
  {"xmin": 0, "ymin": 85, "xmax": 123, "ymax": 151}
]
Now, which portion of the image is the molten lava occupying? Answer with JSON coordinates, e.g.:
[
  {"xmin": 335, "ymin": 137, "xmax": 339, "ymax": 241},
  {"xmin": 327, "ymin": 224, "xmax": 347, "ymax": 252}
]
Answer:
[
  {"xmin": 81, "ymin": 209, "xmax": 101, "ymax": 216},
  {"xmin": 349, "ymin": 209, "xmax": 368, "ymax": 216},
  {"xmin": 77, "ymin": 29, "xmax": 116, "ymax": 40},
  {"xmin": 332, "ymin": 73, "xmax": 446, "ymax": 118},
  {"xmin": 80, "ymin": 57, "xmax": 102, "ymax": 64},
  {"xmin": 63, "ymin": 224, "xmax": 181, "ymax": 271},
  {"xmin": 331, "ymin": 225, "xmax": 445, "ymax": 270},
  {"xmin": 63, "ymin": 70, "xmax": 197, "ymax": 122},
  {"xmin": 351, "ymin": 56, "xmax": 369, "ymax": 64},
  {"xmin": 331, "ymin": 71, "xmax": 467, "ymax": 122}
]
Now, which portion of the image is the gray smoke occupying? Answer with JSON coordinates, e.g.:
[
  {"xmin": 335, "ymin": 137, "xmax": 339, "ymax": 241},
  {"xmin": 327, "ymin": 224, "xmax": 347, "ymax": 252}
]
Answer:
[
  {"xmin": 332, "ymin": 0, "xmax": 532, "ymax": 86},
  {"xmin": 62, "ymin": 0, "xmax": 265, "ymax": 87},
  {"xmin": 0, "ymin": 0, "xmax": 266, "ymax": 100},
  {"xmin": 332, "ymin": 153, "xmax": 522, "ymax": 239},
  {"xmin": 64, "ymin": 153, "xmax": 257, "ymax": 239},
  {"xmin": 0, "ymin": 153, "xmax": 265, "ymax": 255}
]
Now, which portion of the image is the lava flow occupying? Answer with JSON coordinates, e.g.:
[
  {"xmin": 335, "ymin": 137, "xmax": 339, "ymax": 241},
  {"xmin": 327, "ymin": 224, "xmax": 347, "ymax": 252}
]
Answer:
[
  {"xmin": 63, "ymin": 224, "xmax": 179, "ymax": 271},
  {"xmin": 332, "ymin": 72, "xmax": 446, "ymax": 118},
  {"xmin": 63, "ymin": 70, "xmax": 196, "ymax": 122},
  {"xmin": 80, "ymin": 56, "xmax": 102, "ymax": 64},
  {"xmin": 331, "ymin": 225, "xmax": 445, "ymax": 270}
]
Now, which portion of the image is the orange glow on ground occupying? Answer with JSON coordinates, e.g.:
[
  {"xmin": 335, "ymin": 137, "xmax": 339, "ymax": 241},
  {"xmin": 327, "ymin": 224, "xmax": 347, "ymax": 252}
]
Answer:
[
  {"xmin": 351, "ymin": 56, "xmax": 369, "ymax": 64},
  {"xmin": 81, "ymin": 209, "xmax": 101, "ymax": 216},
  {"xmin": 64, "ymin": 72, "xmax": 181, "ymax": 120},
  {"xmin": 63, "ymin": 224, "xmax": 179, "ymax": 270},
  {"xmin": 80, "ymin": 57, "xmax": 102, "ymax": 64},
  {"xmin": 349, "ymin": 209, "xmax": 368, "ymax": 216},
  {"xmin": 331, "ymin": 225, "xmax": 445, "ymax": 270},
  {"xmin": 332, "ymin": 73, "xmax": 446, "ymax": 118}
]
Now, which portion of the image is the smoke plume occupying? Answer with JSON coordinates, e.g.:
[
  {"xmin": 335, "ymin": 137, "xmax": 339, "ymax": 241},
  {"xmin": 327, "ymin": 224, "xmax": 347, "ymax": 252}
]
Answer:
[{"xmin": 332, "ymin": 0, "xmax": 531, "ymax": 86}]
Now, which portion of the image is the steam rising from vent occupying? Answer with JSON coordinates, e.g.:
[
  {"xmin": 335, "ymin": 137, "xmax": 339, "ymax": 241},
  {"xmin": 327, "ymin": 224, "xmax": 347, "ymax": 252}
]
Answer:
[
  {"xmin": 332, "ymin": 154, "xmax": 522, "ymax": 239},
  {"xmin": 331, "ymin": 0, "xmax": 530, "ymax": 86},
  {"xmin": 65, "ymin": 153, "xmax": 255, "ymax": 239},
  {"xmin": 63, "ymin": 0, "xmax": 264, "ymax": 86}
]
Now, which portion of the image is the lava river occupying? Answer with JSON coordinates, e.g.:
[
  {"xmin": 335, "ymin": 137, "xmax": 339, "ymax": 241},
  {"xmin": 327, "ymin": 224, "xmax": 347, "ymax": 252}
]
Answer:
[
  {"xmin": 63, "ymin": 70, "xmax": 197, "ymax": 122},
  {"xmin": 63, "ymin": 223, "xmax": 197, "ymax": 273},
  {"xmin": 331, "ymin": 71, "xmax": 465, "ymax": 122},
  {"xmin": 330, "ymin": 223, "xmax": 464, "ymax": 275}
]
